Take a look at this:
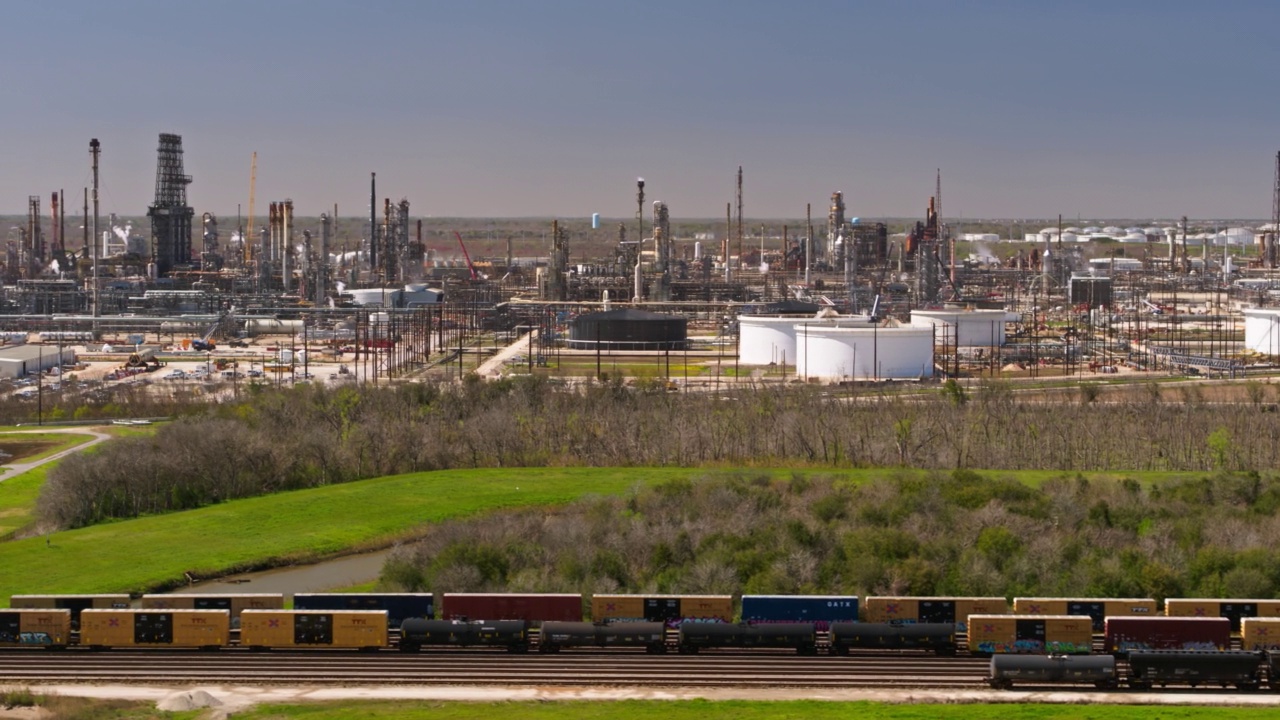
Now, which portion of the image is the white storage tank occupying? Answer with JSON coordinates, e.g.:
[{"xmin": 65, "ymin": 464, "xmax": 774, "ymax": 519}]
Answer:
[
  {"xmin": 909, "ymin": 309, "xmax": 1017, "ymax": 347},
  {"xmin": 795, "ymin": 325, "xmax": 934, "ymax": 380},
  {"xmin": 1244, "ymin": 308, "xmax": 1280, "ymax": 356},
  {"xmin": 737, "ymin": 315, "xmax": 870, "ymax": 366},
  {"xmin": 244, "ymin": 319, "xmax": 306, "ymax": 337}
]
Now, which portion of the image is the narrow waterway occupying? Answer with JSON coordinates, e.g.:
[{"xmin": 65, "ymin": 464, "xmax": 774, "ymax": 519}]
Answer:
[{"xmin": 174, "ymin": 548, "xmax": 394, "ymax": 596}]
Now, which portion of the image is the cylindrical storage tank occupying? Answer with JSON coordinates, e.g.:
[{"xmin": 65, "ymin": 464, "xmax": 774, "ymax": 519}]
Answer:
[
  {"xmin": 909, "ymin": 309, "xmax": 1016, "ymax": 347},
  {"xmin": 738, "ymin": 316, "xmax": 870, "ymax": 367},
  {"xmin": 592, "ymin": 213, "xmax": 600, "ymax": 229},
  {"xmin": 795, "ymin": 325, "xmax": 934, "ymax": 380},
  {"xmin": 243, "ymin": 319, "xmax": 306, "ymax": 337},
  {"xmin": 568, "ymin": 309, "xmax": 687, "ymax": 351}
]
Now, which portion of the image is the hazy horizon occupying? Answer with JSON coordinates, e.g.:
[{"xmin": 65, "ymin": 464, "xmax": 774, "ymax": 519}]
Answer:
[{"xmin": 4, "ymin": 1, "xmax": 1279, "ymax": 221}]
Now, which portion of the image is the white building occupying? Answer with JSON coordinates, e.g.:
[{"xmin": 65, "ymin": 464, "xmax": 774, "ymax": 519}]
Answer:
[{"xmin": 0, "ymin": 345, "xmax": 76, "ymax": 379}]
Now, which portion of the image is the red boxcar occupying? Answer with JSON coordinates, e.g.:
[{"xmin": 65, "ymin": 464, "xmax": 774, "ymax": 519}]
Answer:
[
  {"xmin": 441, "ymin": 593, "xmax": 582, "ymax": 623},
  {"xmin": 1104, "ymin": 616, "xmax": 1231, "ymax": 656}
]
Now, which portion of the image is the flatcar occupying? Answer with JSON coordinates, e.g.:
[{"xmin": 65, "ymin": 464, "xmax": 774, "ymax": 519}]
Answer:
[
  {"xmin": 591, "ymin": 595, "xmax": 733, "ymax": 626},
  {"xmin": 1164, "ymin": 598, "xmax": 1280, "ymax": 632},
  {"xmin": 1104, "ymin": 616, "xmax": 1231, "ymax": 656},
  {"xmin": 79, "ymin": 609, "xmax": 229, "ymax": 649},
  {"xmin": 740, "ymin": 595, "xmax": 858, "ymax": 630},
  {"xmin": 9, "ymin": 594, "xmax": 130, "ymax": 630},
  {"xmin": 677, "ymin": 622, "xmax": 818, "ymax": 655},
  {"xmin": 140, "ymin": 594, "xmax": 283, "ymax": 629},
  {"xmin": 863, "ymin": 596, "xmax": 1008, "ymax": 631},
  {"xmin": 967, "ymin": 614, "xmax": 1093, "ymax": 656},
  {"xmin": 538, "ymin": 621, "xmax": 666, "ymax": 653},
  {"xmin": 1012, "ymin": 597, "xmax": 1156, "ymax": 632},
  {"xmin": 441, "ymin": 593, "xmax": 581, "ymax": 623},
  {"xmin": 828, "ymin": 622, "xmax": 956, "ymax": 656},
  {"xmin": 399, "ymin": 618, "xmax": 530, "ymax": 652},
  {"xmin": 987, "ymin": 654, "xmax": 1118, "ymax": 690},
  {"xmin": 239, "ymin": 610, "xmax": 387, "ymax": 650},
  {"xmin": 293, "ymin": 593, "xmax": 433, "ymax": 628},
  {"xmin": 1127, "ymin": 650, "xmax": 1263, "ymax": 690},
  {"xmin": 0, "ymin": 609, "xmax": 71, "ymax": 648}
]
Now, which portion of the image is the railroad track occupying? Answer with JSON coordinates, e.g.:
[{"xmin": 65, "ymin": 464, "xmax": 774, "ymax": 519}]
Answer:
[{"xmin": 0, "ymin": 649, "xmax": 988, "ymax": 687}]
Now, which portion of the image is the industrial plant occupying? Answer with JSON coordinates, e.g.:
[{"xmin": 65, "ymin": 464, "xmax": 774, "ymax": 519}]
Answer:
[{"xmin": 4, "ymin": 135, "xmax": 1280, "ymax": 394}]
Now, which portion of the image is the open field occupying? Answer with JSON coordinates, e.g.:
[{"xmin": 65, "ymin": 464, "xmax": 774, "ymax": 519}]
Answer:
[
  {"xmin": 0, "ymin": 466, "xmax": 51, "ymax": 540},
  {"xmin": 0, "ymin": 466, "xmax": 733, "ymax": 599},
  {"xmin": 0, "ymin": 463, "xmax": 1230, "ymax": 601}
]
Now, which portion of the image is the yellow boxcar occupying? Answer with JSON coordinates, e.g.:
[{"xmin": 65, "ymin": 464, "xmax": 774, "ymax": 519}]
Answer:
[
  {"xmin": 9, "ymin": 594, "xmax": 131, "ymax": 630},
  {"xmin": 0, "ymin": 609, "xmax": 71, "ymax": 647},
  {"xmin": 967, "ymin": 614, "xmax": 1093, "ymax": 655},
  {"xmin": 141, "ymin": 593, "xmax": 283, "ymax": 627},
  {"xmin": 79, "ymin": 609, "xmax": 230, "ymax": 648},
  {"xmin": 589, "ymin": 595, "xmax": 733, "ymax": 624},
  {"xmin": 1164, "ymin": 598, "xmax": 1280, "ymax": 631},
  {"xmin": 864, "ymin": 597, "xmax": 1009, "ymax": 631},
  {"xmin": 1012, "ymin": 598, "xmax": 1157, "ymax": 631},
  {"xmin": 1241, "ymin": 618, "xmax": 1280, "ymax": 651},
  {"xmin": 239, "ymin": 610, "xmax": 388, "ymax": 649}
]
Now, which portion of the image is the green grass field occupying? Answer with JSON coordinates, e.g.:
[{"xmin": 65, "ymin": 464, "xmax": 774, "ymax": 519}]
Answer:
[
  {"xmin": 0, "ymin": 466, "xmax": 731, "ymax": 600},
  {"xmin": 225, "ymin": 700, "xmax": 1280, "ymax": 720}
]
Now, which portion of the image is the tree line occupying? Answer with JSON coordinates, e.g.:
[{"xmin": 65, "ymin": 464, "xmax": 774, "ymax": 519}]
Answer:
[{"xmin": 35, "ymin": 376, "xmax": 1280, "ymax": 529}]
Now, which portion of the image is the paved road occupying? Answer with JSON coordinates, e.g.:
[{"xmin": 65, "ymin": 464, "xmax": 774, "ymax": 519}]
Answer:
[{"xmin": 0, "ymin": 426, "xmax": 112, "ymax": 484}]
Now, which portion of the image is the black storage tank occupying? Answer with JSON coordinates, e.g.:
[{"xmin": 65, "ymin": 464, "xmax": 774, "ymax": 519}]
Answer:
[{"xmin": 568, "ymin": 309, "xmax": 687, "ymax": 351}]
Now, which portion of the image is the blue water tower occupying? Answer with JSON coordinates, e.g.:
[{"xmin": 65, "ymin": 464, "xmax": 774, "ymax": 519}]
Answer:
[{"xmin": 592, "ymin": 213, "xmax": 600, "ymax": 229}]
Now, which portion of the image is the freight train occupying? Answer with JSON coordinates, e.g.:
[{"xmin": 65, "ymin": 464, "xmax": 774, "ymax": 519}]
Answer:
[{"xmin": 6, "ymin": 591, "xmax": 1280, "ymax": 691}]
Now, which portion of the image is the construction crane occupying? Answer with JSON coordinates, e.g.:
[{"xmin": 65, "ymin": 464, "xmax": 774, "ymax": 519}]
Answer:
[
  {"xmin": 244, "ymin": 152, "xmax": 256, "ymax": 266},
  {"xmin": 454, "ymin": 231, "xmax": 479, "ymax": 281}
]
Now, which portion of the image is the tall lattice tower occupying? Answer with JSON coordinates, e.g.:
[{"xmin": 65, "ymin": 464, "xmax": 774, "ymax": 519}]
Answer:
[{"xmin": 148, "ymin": 133, "xmax": 194, "ymax": 275}]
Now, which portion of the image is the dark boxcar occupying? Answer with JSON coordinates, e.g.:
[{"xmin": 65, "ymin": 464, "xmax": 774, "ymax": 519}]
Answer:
[
  {"xmin": 399, "ymin": 618, "xmax": 530, "ymax": 652},
  {"xmin": 1127, "ymin": 650, "xmax": 1263, "ymax": 690},
  {"xmin": 0, "ymin": 609, "xmax": 72, "ymax": 648},
  {"xmin": 828, "ymin": 622, "xmax": 956, "ymax": 656},
  {"xmin": 678, "ymin": 622, "xmax": 817, "ymax": 654},
  {"xmin": 538, "ymin": 621, "xmax": 666, "ymax": 653},
  {"xmin": 740, "ymin": 595, "xmax": 858, "ymax": 630},
  {"xmin": 1104, "ymin": 616, "xmax": 1231, "ymax": 656},
  {"xmin": 9, "ymin": 595, "xmax": 131, "ymax": 630},
  {"xmin": 988, "ymin": 654, "xmax": 1118, "ymax": 690},
  {"xmin": 441, "ymin": 593, "xmax": 581, "ymax": 623},
  {"xmin": 293, "ymin": 593, "xmax": 433, "ymax": 627},
  {"xmin": 1164, "ymin": 598, "xmax": 1280, "ymax": 632},
  {"xmin": 140, "ymin": 594, "xmax": 284, "ymax": 629}
]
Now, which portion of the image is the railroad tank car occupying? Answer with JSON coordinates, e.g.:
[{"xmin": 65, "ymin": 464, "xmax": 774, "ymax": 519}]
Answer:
[
  {"xmin": 863, "ymin": 596, "xmax": 1008, "ymax": 631},
  {"xmin": 677, "ymin": 622, "xmax": 818, "ymax": 654},
  {"xmin": 1126, "ymin": 650, "xmax": 1263, "ymax": 690},
  {"xmin": 827, "ymin": 622, "xmax": 956, "ymax": 656},
  {"xmin": 1240, "ymin": 618, "xmax": 1280, "ymax": 652},
  {"xmin": 239, "ymin": 610, "xmax": 387, "ymax": 650},
  {"xmin": 987, "ymin": 654, "xmax": 1117, "ymax": 690},
  {"xmin": 79, "ymin": 609, "xmax": 229, "ymax": 649},
  {"xmin": 0, "ymin": 609, "xmax": 71, "ymax": 648},
  {"xmin": 1164, "ymin": 598, "xmax": 1280, "ymax": 631},
  {"xmin": 1012, "ymin": 597, "xmax": 1157, "ymax": 632},
  {"xmin": 9, "ymin": 594, "xmax": 130, "ymax": 630},
  {"xmin": 140, "ymin": 594, "xmax": 284, "ymax": 629},
  {"xmin": 538, "ymin": 621, "xmax": 667, "ymax": 653},
  {"xmin": 399, "ymin": 619, "xmax": 530, "ymax": 652},
  {"xmin": 441, "ymin": 593, "xmax": 581, "ymax": 623},
  {"xmin": 1104, "ymin": 616, "xmax": 1231, "ymax": 656},
  {"xmin": 740, "ymin": 595, "xmax": 858, "ymax": 630},
  {"xmin": 967, "ymin": 614, "xmax": 1093, "ymax": 656},
  {"xmin": 292, "ymin": 593, "xmax": 433, "ymax": 627},
  {"xmin": 590, "ymin": 594, "xmax": 733, "ymax": 626}
]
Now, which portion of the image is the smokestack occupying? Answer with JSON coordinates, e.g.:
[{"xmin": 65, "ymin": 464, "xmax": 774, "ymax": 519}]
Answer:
[
  {"xmin": 89, "ymin": 138, "xmax": 100, "ymax": 317},
  {"xmin": 369, "ymin": 172, "xmax": 377, "ymax": 271}
]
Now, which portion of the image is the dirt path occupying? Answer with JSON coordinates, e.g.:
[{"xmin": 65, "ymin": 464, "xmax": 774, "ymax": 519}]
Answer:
[{"xmin": 0, "ymin": 427, "xmax": 112, "ymax": 484}]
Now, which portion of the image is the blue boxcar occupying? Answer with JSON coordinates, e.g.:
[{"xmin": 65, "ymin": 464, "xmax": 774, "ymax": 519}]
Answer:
[
  {"xmin": 292, "ymin": 593, "xmax": 434, "ymax": 627},
  {"xmin": 741, "ymin": 595, "xmax": 859, "ymax": 630}
]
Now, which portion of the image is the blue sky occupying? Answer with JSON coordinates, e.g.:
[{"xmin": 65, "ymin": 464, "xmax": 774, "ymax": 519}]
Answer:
[{"xmin": 3, "ymin": 0, "xmax": 1278, "ymax": 220}]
